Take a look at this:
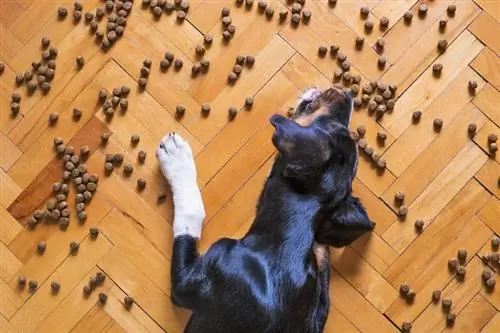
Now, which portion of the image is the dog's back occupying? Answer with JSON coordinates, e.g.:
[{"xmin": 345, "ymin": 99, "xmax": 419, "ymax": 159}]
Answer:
[{"xmin": 182, "ymin": 237, "xmax": 329, "ymax": 333}]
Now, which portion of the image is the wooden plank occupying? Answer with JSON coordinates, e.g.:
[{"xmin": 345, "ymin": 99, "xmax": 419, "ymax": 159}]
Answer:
[
  {"xmin": 482, "ymin": 313, "xmax": 500, "ymax": 333},
  {"xmin": 0, "ymin": 206, "xmax": 22, "ymax": 245},
  {"xmin": 195, "ymin": 72, "xmax": 297, "ymax": 186},
  {"xmin": 0, "ymin": 132, "xmax": 21, "ymax": 171},
  {"xmin": 477, "ymin": 195, "xmax": 500, "ymax": 235},
  {"xmin": 473, "ymin": 84, "xmax": 500, "ymax": 126},
  {"xmin": 440, "ymin": 294, "xmax": 497, "ymax": 332},
  {"xmin": 468, "ymin": 11, "xmax": 500, "ymax": 56},
  {"xmin": 36, "ymin": 268, "xmax": 113, "ymax": 333},
  {"xmin": 330, "ymin": 270, "xmax": 399, "ymax": 332},
  {"xmin": 70, "ymin": 304, "xmax": 115, "ymax": 333},
  {"xmin": 473, "ymin": 120, "xmax": 500, "ymax": 163},
  {"xmin": 331, "ymin": 246, "xmax": 398, "ymax": 312},
  {"xmin": 471, "ymin": 47, "xmax": 500, "ymax": 91},
  {"xmin": 98, "ymin": 248, "xmax": 190, "ymax": 333},
  {"xmin": 0, "ymin": 242, "xmax": 22, "ymax": 282},
  {"xmin": 99, "ymin": 209, "xmax": 170, "ymax": 294},
  {"xmin": 382, "ymin": 67, "xmax": 486, "ymax": 177},
  {"xmin": 9, "ymin": 234, "xmax": 113, "ymax": 332},
  {"xmin": 380, "ymin": 0, "xmax": 480, "ymax": 98},
  {"xmin": 384, "ymin": 180, "xmax": 491, "ymax": 324},
  {"xmin": 372, "ymin": 0, "xmax": 419, "ymax": 32},
  {"xmin": 473, "ymin": 0, "xmax": 500, "ymax": 21},
  {"xmin": 0, "ymin": 169, "xmax": 22, "ymax": 208},
  {"xmin": 324, "ymin": 305, "xmax": 360, "ymax": 333},
  {"xmin": 381, "ymin": 103, "xmax": 487, "ymax": 210},
  {"xmin": 0, "ymin": 278, "xmax": 22, "ymax": 319},
  {"xmin": 382, "ymin": 142, "xmax": 488, "ymax": 253},
  {"xmin": 380, "ymin": 30, "xmax": 484, "ymax": 138},
  {"xmin": 412, "ymin": 258, "xmax": 487, "ymax": 332},
  {"xmin": 103, "ymin": 285, "xmax": 165, "ymax": 333}
]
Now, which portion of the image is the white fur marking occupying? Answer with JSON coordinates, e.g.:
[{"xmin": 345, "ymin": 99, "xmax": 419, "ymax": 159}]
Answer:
[
  {"xmin": 156, "ymin": 133, "xmax": 205, "ymax": 239},
  {"xmin": 299, "ymin": 88, "xmax": 321, "ymax": 103}
]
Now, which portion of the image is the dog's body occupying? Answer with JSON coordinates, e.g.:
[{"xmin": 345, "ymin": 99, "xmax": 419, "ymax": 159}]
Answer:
[{"xmin": 156, "ymin": 88, "xmax": 374, "ymax": 333}]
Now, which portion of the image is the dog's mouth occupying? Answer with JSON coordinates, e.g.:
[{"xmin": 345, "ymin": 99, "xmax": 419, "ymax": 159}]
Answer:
[{"xmin": 291, "ymin": 88, "xmax": 352, "ymax": 127}]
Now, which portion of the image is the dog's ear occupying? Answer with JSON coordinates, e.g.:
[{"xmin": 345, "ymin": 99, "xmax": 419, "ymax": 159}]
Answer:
[
  {"xmin": 316, "ymin": 195, "xmax": 375, "ymax": 248},
  {"xmin": 270, "ymin": 114, "xmax": 332, "ymax": 168}
]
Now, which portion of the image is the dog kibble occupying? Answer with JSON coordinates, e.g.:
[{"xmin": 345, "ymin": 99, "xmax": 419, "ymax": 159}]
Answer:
[
  {"xmin": 123, "ymin": 163, "xmax": 134, "ymax": 175},
  {"xmin": 50, "ymin": 280, "xmax": 61, "ymax": 294},
  {"xmin": 402, "ymin": 321, "xmax": 412, "ymax": 332},
  {"xmin": 301, "ymin": 9, "xmax": 311, "ymax": 22},
  {"xmin": 446, "ymin": 313, "xmax": 456, "ymax": 327},
  {"xmin": 457, "ymin": 248, "xmax": 467, "ymax": 262},
  {"xmin": 490, "ymin": 142, "xmax": 498, "ymax": 153},
  {"xmin": 353, "ymin": 98, "xmax": 362, "ymax": 108},
  {"xmin": 318, "ymin": 46, "xmax": 328, "ymax": 57},
  {"xmin": 359, "ymin": 6, "xmax": 369, "ymax": 18},
  {"xmin": 18, "ymin": 276, "xmax": 27, "ymax": 289},
  {"xmin": 98, "ymin": 292, "xmax": 108, "ymax": 304},
  {"xmin": 419, "ymin": 4, "xmax": 428, "ymax": 17},
  {"xmin": 58, "ymin": 6, "xmax": 68, "ymax": 18},
  {"xmin": 487, "ymin": 133, "xmax": 498, "ymax": 143},
  {"xmin": 466, "ymin": 123, "xmax": 476, "ymax": 137},
  {"xmin": 377, "ymin": 56, "xmax": 387, "ymax": 69},
  {"xmin": 69, "ymin": 241, "xmax": 79, "ymax": 255},
  {"xmin": 400, "ymin": 283, "xmax": 410, "ymax": 296},
  {"xmin": 89, "ymin": 227, "xmax": 99, "ymax": 239},
  {"xmin": 395, "ymin": 191, "xmax": 405, "ymax": 202},
  {"xmin": 104, "ymin": 162, "xmax": 114, "ymax": 174},
  {"xmin": 364, "ymin": 20, "xmax": 374, "ymax": 33},
  {"xmin": 412, "ymin": 110, "xmax": 422, "ymax": 123},
  {"xmin": 355, "ymin": 36, "xmax": 365, "ymax": 49},
  {"xmin": 432, "ymin": 63, "xmax": 443, "ymax": 77},
  {"xmin": 201, "ymin": 103, "xmax": 211, "ymax": 116},
  {"xmin": 442, "ymin": 298, "xmax": 452, "ymax": 309},
  {"xmin": 83, "ymin": 191, "xmax": 92, "ymax": 202},
  {"xmin": 83, "ymin": 285, "xmax": 91, "ymax": 296},
  {"xmin": 448, "ymin": 258, "xmax": 458, "ymax": 270},
  {"xmin": 29, "ymin": 280, "xmax": 38, "ymax": 292},
  {"xmin": 124, "ymin": 295, "xmax": 135, "ymax": 309},
  {"xmin": 414, "ymin": 219, "xmax": 425, "ymax": 231},
  {"xmin": 437, "ymin": 40, "xmax": 448, "ymax": 53},
  {"xmin": 398, "ymin": 206, "xmax": 408, "ymax": 217},
  {"xmin": 447, "ymin": 4, "xmax": 456, "ymax": 17},
  {"xmin": 432, "ymin": 290, "xmax": 441, "ymax": 302},
  {"xmin": 36, "ymin": 241, "xmax": 47, "ymax": 254},
  {"xmin": 74, "ymin": 10, "xmax": 82, "ymax": 21},
  {"xmin": 486, "ymin": 277, "xmax": 496, "ymax": 289},
  {"xmin": 406, "ymin": 290, "xmax": 416, "ymax": 301},
  {"xmin": 482, "ymin": 269, "xmax": 492, "ymax": 281},
  {"xmin": 40, "ymin": 82, "xmax": 52, "ymax": 93},
  {"xmin": 403, "ymin": 11, "xmax": 413, "ymax": 24},
  {"xmin": 433, "ymin": 118, "xmax": 443, "ymax": 131},
  {"xmin": 58, "ymin": 201, "xmax": 68, "ymax": 210},
  {"xmin": 491, "ymin": 236, "xmax": 500, "ymax": 249},
  {"xmin": 291, "ymin": 13, "xmax": 301, "ymax": 25},
  {"xmin": 76, "ymin": 203, "xmax": 85, "ymax": 213},
  {"xmin": 379, "ymin": 16, "xmax": 389, "ymax": 29},
  {"xmin": 131, "ymin": 134, "xmax": 140, "ymax": 145}
]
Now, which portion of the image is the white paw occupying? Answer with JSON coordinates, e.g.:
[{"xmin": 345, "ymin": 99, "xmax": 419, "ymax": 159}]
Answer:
[
  {"xmin": 299, "ymin": 88, "xmax": 321, "ymax": 103},
  {"xmin": 156, "ymin": 133, "xmax": 205, "ymax": 239}
]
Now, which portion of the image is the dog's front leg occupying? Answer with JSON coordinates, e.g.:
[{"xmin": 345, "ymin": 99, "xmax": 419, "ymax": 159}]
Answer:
[{"xmin": 157, "ymin": 133, "xmax": 207, "ymax": 309}]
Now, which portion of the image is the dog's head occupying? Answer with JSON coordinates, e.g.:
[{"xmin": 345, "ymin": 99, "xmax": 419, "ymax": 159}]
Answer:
[{"xmin": 270, "ymin": 87, "xmax": 374, "ymax": 247}]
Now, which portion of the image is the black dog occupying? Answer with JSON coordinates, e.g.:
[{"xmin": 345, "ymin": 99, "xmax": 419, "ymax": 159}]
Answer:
[{"xmin": 156, "ymin": 87, "xmax": 375, "ymax": 333}]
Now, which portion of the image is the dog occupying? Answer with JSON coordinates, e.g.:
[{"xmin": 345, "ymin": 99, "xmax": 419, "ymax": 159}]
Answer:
[{"xmin": 156, "ymin": 87, "xmax": 375, "ymax": 333}]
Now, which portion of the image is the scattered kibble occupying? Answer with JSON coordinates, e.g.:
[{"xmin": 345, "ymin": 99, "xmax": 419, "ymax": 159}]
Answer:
[
  {"xmin": 124, "ymin": 295, "xmax": 134, "ymax": 309},
  {"xmin": 403, "ymin": 11, "xmax": 413, "ymax": 24},
  {"xmin": 446, "ymin": 313, "xmax": 456, "ymax": 327},
  {"xmin": 468, "ymin": 123, "xmax": 476, "ymax": 137},
  {"xmin": 18, "ymin": 276, "xmax": 27, "ymax": 289},
  {"xmin": 456, "ymin": 265, "xmax": 466, "ymax": 277},
  {"xmin": 432, "ymin": 63, "xmax": 443, "ymax": 76},
  {"xmin": 69, "ymin": 241, "xmax": 80, "ymax": 254},
  {"xmin": 123, "ymin": 163, "xmax": 134, "ymax": 175},
  {"xmin": 432, "ymin": 290, "xmax": 441, "ymax": 302},
  {"xmin": 399, "ymin": 283, "xmax": 410, "ymax": 296},
  {"xmin": 442, "ymin": 298, "xmax": 452, "ymax": 309},
  {"xmin": 29, "ymin": 280, "xmax": 38, "ymax": 292},
  {"xmin": 402, "ymin": 322, "xmax": 412, "ymax": 332},
  {"xmin": 457, "ymin": 248, "xmax": 467, "ymax": 262},
  {"xmin": 51, "ymin": 281, "xmax": 61, "ymax": 294},
  {"xmin": 448, "ymin": 258, "xmax": 458, "ymax": 270},
  {"xmin": 36, "ymin": 241, "xmax": 47, "ymax": 254},
  {"xmin": 89, "ymin": 227, "xmax": 99, "ymax": 239},
  {"xmin": 433, "ymin": 118, "xmax": 443, "ymax": 131},
  {"xmin": 447, "ymin": 4, "xmax": 456, "ymax": 17},
  {"xmin": 414, "ymin": 219, "xmax": 424, "ymax": 232},
  {"xmin": 418, "ymin": 4, "xmax": 428, "ymax": 17},
  {"xmin": 99, "ymin": 292, "xmax": 108, "ymax": 304}
]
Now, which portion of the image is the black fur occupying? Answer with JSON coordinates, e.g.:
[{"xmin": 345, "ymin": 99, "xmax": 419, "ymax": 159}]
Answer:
[{"xmin": 171, "ymin": 89, "xmax": 375, "ymax": 333}]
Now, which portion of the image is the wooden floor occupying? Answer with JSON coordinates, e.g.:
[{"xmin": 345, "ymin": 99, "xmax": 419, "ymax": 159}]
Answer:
[{"xmin": 1, "ymin": 0, "xmax": 499, "ymax": 332}]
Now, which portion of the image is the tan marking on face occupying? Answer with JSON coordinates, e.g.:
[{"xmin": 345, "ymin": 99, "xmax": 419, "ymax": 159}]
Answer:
[
  {"xmin": 294, "ymin": 106, "xmax": 330, "ymax": 126},
  {"xmin": 313, "ymin": 243, "xmax": 330, "ymax": 269}
]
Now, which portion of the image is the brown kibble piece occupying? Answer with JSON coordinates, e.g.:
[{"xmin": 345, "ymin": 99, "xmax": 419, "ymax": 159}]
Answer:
[
  {"xmin": 457, "ymin": 248, "xmax": 467, "ymax": 262},
  {"xmin": 318, "ymin": 46, "xmax": 327, "ymax": 57},
  {"xmin": 448, "ymin": 258, "xmax": 458, "ymax": 270},
  {"xmin": 414, "ymin": 219, "xmax": 425, "ymax": 231},
  {"xmin": 482, "ymin": 269, "xmax": 492, "ymax": 281},
  {"xmin": 76, "ymin": 56, "xmax": 85, "ymax": 68},
  {"xmin": 89, "ymin": 227, "xmax": 99, "ymax": 239},
  {"xmin": 402, "ymin": 321, "xmax": 412, "ymax": 332},
  {"xmin": 364, "ymin": 20, "xmax": 374, "ymax": 32},
  {"xmin": 412, "ymin": 110, "xmax": 422, "ymax": 123},
  {"xmin": 359, "ymin": 6, "xmax": 369, "ymax": 18},
  {"xmin": 301, "ymin": 9, "xmax": 311, "ymax": 22},
  {"xmin": 379, "ymin": 16, "xmax": 389, "ymax": 29},
  {"xmin": 446, "ymin": 313, "xmax": 456, "ymax": 327},
  {"xmin": 245, "ymin": 96, "xmax": 254, "ymax": 109},
  {"xmin": 83, "ymin": 285, "xmax": 91, "ymax": 296},
  {"xmin": 356, "ymin": 125, "xmax": 366, "ymax": 137},
  {"xmin": 29, "ymin": 280, "xmax": 38, "ymax": 292},
  {"xmin": 137, "ymin": 150, "xmax": 147, "ymax": 163},
  {"xmin": 18, "ymin": 276, "xmax": 27, "ymax": 289},
  {"xmin": 488, "ymin": 133, "xmax": 498, "ymax": 143},
  {"xmin": 124, "ymin": 295, "xmax": 134, "ymax": 309},
  {"xmin": 104, "ymin": 162, "xmax": 113, "ymax": 175},
  {"xmin": 201, "ymin": 103, "xmax": 211, "ymax": 116},
  {"xmin": 447, "ymin": 5, "xmax": 456, "ymax": 17},
  {"xmin": 291, "ymin": 13, "xmax": 301, "ymax": 25},
  {"xmin": 355, "ymin": 36, "xmax": 364, "ymax": 49},
  {"xmin": 468, "ymin": 80, "xmax": 477, "ymax": 92},
  {"xmin": 432, "ymin": 290, "xmax": 441, "ymax": 302},
  {"xmin": 377, "ymin": 56, "xmax": 387, "ymax": 69},
  {"xmin": 442, "ymin": 298, "xmax": 452, "ymax": 309},
  {"xmin": 403, "ymin": 11, "xmax": 413, "ymax": 24},
  {"xmin": 395, "ymin": 191, "xmax": 405, "ymax": 202},
  {"xmin": 99, "ymin": 292, "xmax": 108, "ymax": 304},
  {"xmin": 433, "ymin": 118, "xmax": 443, "ymax": 131},
  {"xmin": 491, "ymin": 236, "xmax": 500, "ymax": 249},
  {"xmin": 137, "ymin": 178, "xmax": 147, "ymax": 191},
  {"xmin": 58, "ymin": 7, "xmax": 68, "ymax": 18},
  {"xmin": 406, "ymin": 290, "xmax": 416, "ymax": 301},
  {"xmin": 437, "ymin": 40, "xmax": 448, "ymax": 53},
  {"xmin": 69, "ymin": 241, "xmax": 79, "ymax": 254},
  {"xmin": 419, "ymin": 4, "xmax": 428, "ymax": 17},
  {"xmin": 377, "ymin": 132, "xmax": 387, "ymax": 142},
  {"xmin": 398, "ymin": 205, "xmax": 408, "ymax": 217},
  {"xmin": 399, "ymin": 283, "xmax": 410, "ymax": 296},
  {"xmin": 486, "ymin": 277, "xmax": 496, "ymax": 289},
  {"xmin": 131, "ymin": 134, "xmax": 140, "ymax": 146},
  {"xmin": 175, "ymin": 105, "xmax": 185, "ymax": 118},
  {"xmin": 36, "ymin": 241, "xmax": 47, "ymax": 254},
  {"xmin": 72, "ymin": 108, "xmax": 82, "ymax": 120},
  {"xmin": 51, "ymin": 280, "xmax": 61, "ymax": 294},
  {"xmin": 432, "ymin": 63, "xmax": 443, "ymax": 76},
  {"xmin": 468, "ymin": 123, "xmax": 476, "ymax": 137}
]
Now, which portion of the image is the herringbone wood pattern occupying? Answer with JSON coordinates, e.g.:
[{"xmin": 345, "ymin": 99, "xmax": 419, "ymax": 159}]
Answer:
[{"xmin": 1, "ymin": 0, "xmax": 499, "ymax": 332}]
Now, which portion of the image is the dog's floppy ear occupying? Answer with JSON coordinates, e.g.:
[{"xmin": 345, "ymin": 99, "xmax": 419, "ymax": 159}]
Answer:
[
  {"xmin": 316, "ymin": 195, "xmax": 375, "ymax": 248},
  {"xmin": 270, "ymin": 114, "xmax": 332, "ymax": 168}
]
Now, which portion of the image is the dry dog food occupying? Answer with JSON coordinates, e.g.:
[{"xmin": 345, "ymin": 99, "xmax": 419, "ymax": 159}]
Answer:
[
  {"xmin": 412, "ymin": 110, "xmax": 422, "ymax": 123},
  {"xmin": 89, "ymin": 227, "xmax": 99, "ymax": 239},
  {"xmin": 418, "ymin": 4, "xmax": 428, "ymax": 17},
  {"xmin": 301, "ymin": 9, "xmax": 311, "ymax": 22},
  {"xmin": 228, "ymin": 107, "xmax": 238, "ymax": 120},
  {"xmin": 432, "ymin": 290, "xmax": 441, "ymax": 302},
  {"xmin": 468, "ymin": 123, "xmax": 476, "ymax": 137},
  {"xmin": 359, "ymin": 6, "xmax": 369, "ymax": 18},
  {"xmin": 364, "ymin": 20, "xmax": 374, "ymax": 32},
  {"xmin": 379, "ymin": 16, "xmax": 389, "ymax": 29},
  {"xmin": 18, "ymin": 276, "xmax": 27, "ymax": 289},
  {"xmin": 123, "ymin": 163, "xmax": 134, "ymax": 175},
  {"xmin": 433, "ymin": 118, "xmax": 443, "ymax": 131},
  {"xmin": 492, "ymin": 236, "xmax": 500, "ymax": 249},
  {"xmin": 398, "ymin": 206, "xmax": 408, "ymax": 217},
  {"xmin": 403, "ymin": 11, "xmax": 413, "ymax": 24},
  {"xmin": 124, "ymin": 295, "xmax": 134, "ymax": 309},
  {"xmin": 175, "ymin": 105, "xmax": 186, "ymax": 118},
  {"xmin": 432, "ymin": 63, "xmax": 443, "ymax": 77},
  {"xmin": 291, "ymin": 13, "xmax": 301, "ymax": 25},
  {"xmin": 377, "ymin": 56, "xmax": 387, "ymax": 69},
  {"xmin": 201, "ymin": 103, "xmax": 211, "ymax": 116},
  {"xmin": 99, "ymin": 292, "xmax": 108, "ymax": 304},
  {"xmin": 437, "ymin": 40, "xmax": 448, "ymax": 53},
  {"xmin": 318, "ymin": 46, "xmax": 327, "ymax": 57},
  {"xmin": 402, "ymin": 321, "xmax": 412, "ymax": 332},
  {"xmin": 414, "ymin": 219, "xmax": 425, "ymax": 231},
  {"xmin": 51, "ymin": 281, "xmax": 61, "ymax": 294},
  {"xmin": 439, "ymin": 19, "xmax": 447, "ymax": 32},
  {"xmin": 69, "ymin": 241, "xmax": 80, "ymax": 254},
  {"xmin": 406, "ymin": 290, "xmax": 416, "ymax": 301},
  {"xmin": 245, "ymin": 55, "xmax": 255, "ymax": 67},
  {"xmin": 355, "ymin": 36, "xmax": 364, "ymax": 49},
  {"xmin": 29, "ymin": 280, "xmax": 38, "ymax": 292},
  {"xmin": 36, "ymin": 241, "xmax": 47, "ymax": 254},
  {"xmin": 447, "ymin": 5, "xmax": 456, "ymax": 17},
  {"xmin": 448, "ymin": 258, "xmax": 458, "ymax": 270},
  {"xmin": 457, "ymin": 248, "xmax": 467, "ymax": 262},
  {"xmin": 131, "ymin": 134, "xmax": 140, "ymax": 145},
  {"xmin": 399, "ymin": 283, "xmax": 410, "ymax": 296},
  {"xmin": 442, "ymin": 298, "xmax": 452, "ymax": 309},
  {"xmin": 72, "ymin": 108, "xmax": 82, "ymax": 120},
  {"xmin": 245, "ymin": 96, "xmax": 254, "ymax": 109},
  {"xmin": 446, "ymin": 313, "xmax": 456, "ymax": 327},
  {"xmin": 137, "ymin": 178, "xmax": 147, "ymax": 190},
  {"xmin": 137, "ymin": 150, "xmax": 147, "ymax": 163},
  {"xmin": 76, "ymin": 56, "xmax": 85, "ymax": 68},
  {"xmin": 58, "ymin": 7, "xmax": 68, "ymax": 18}
]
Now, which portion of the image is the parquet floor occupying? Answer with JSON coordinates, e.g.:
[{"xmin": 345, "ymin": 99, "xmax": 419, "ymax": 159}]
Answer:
[{"xmin": 0, "ymin": 0, "xmax": 499, "ymax": 332}]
